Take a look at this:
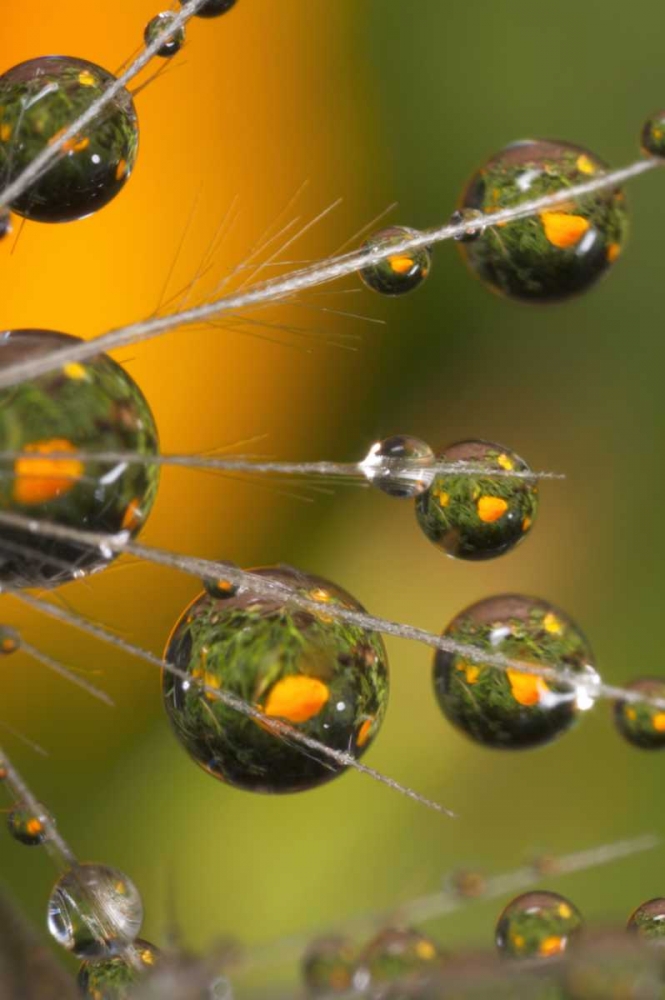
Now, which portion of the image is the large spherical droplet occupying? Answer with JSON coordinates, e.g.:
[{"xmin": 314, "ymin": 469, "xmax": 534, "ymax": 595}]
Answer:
[
  {"xmin": 78, "ymin": 939, "xmax": 160, "ymax": 998},
  {"xmin": 415, "ymin": 440, "xmax": 538, "ymax": 560},
  {"xmin": 458, "ymin": 139, "xmax": 627, "ymax": 302},
  {"xmin": 353, "ymin": 927, "xmax": 443, "ymax": 996},
  {"xmin": 47, "ymin": 863, "xmax": 143, "ymax": 958},
  {"xmin": 0, "ymin": 57, "xmax": 139, "ymax": 223},
  {"xmin": 627, "ymin": 898, "xmax": 665, "ymax": 941},
  {"xmin": 360, "ymin": 226, "xmax": 431, "ymax": 296},
  {"xmin": 496, "ymin": 891, "xmax": 583, "ymax": 960},
  {"xmin": 613, "ymin": 678, "xmax": 665, "ymax": 750},
  {"xmin": 302, "ymin": 936, "xmax": 356, "ymax": 996},
  {"xmin": 433, "ymin": 595, "xmax": 596, "ymax": 749},
  {"xmin": 0, "ymin": 330, "xmax": 159, "ymax": 588},
  {"xmin": 361, "ymin": 435, "xmax": 435, "ymax": 498},
  {"xmin": 163, "ymin": 566, "xmax": 389, "ymax": 793}
]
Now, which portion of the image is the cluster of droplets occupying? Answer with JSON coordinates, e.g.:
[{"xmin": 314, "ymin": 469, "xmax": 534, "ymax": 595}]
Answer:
[
  {"xmin": 0, "ymin": 0, "xmax": 238, "ymax": 230},
  {"xmin": 300, "ymin": 889, "xmax": 665, "ymax": 997},
  {"xmin": 0, "ymin": 750, "xmax": 242, "ymax": 997},
  {"xmin": 361, "ymin": 435, "xmax": 539, "ymax": 560},
  {"xmin": 303, "ymin": 927, "xmax": 443, "ymax": 998},
  {"xmin": 143, "ymin": 0, "xmax": 239, "ymax": 57},
  {"xmin": 4, "ymin": 7, "xmax": 665, "ymax": 994},
  {"xmin": 352, "ymin": 118, "xmax": 665, "ymax": 308},
  {"xmin": 0, "ymin": 789, "xmax": 160, "ymax": 996},
  {"xmin": 0, "ymin": 776, "xmax": 163, "ymax": 998},
  {"xmin": 357, "ymin": 133, "xmax": 659, "ymax": 303}
]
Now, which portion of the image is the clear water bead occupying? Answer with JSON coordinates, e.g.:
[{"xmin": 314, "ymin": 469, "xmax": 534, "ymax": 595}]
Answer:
[
  {"xmin": 450, "ymin": 208, "xmax": 485, "ymax": 242},
  {"xmin": 47, "ymin": 863, "xmax": 143, "ymax": 958},
  {"xmin": 361, "ymin": 435, "xmax": 435, "ymax": 498},
  {"xmin": 144, "ymin": 12, "xmax": 185, "ymax": 57}
]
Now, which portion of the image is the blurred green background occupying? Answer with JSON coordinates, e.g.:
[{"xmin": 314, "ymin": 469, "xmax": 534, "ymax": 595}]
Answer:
[{"xmin": 2, "ymin": 0, "xmax": 665, "ymax": 991}]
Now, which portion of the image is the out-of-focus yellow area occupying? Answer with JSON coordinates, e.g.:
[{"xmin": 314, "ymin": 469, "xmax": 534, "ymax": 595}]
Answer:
[{"xmin": 2, "ymin": 0, "xmax": 665, "ymax": 992}]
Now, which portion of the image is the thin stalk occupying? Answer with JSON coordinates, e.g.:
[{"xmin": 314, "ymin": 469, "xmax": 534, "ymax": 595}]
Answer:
[
  {"xmin": 245, "ymin": 833, "xmax": 660, "ymax": 969},
  {"xmin": 8, "ymin": 588, "xmax": 454, "ymax": 818},
  {"xmin": 0, "ymin": 448, "xmax": 564, "ymax": 483},
  {"xmin": 1, "ymin": 510, "xmax": 664, "ymax": 712},
  {"xmin": 0, "ymin": 741, "xmax": 75, "ymax": 869},
  {"xmin": 0, "ymin": 159, "xmax": 659, "ymax": 390}
]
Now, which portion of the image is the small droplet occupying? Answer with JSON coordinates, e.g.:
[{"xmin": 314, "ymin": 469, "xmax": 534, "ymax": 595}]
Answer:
[
  {"xmin": 359, "ymin": 226, "xmax": 431, "ymax": 296},
  {"xmin": 496, "ymin": 891, "xmax": 583, "ymax": 960},
  {"xmin": 361, "ymin": 435, "xmax": 435, "ymax": 498},
  {"xmin": 449, "ymin": 869, "xmax": 487, "ymax": 899},
  {"xmin": 627, "ymin": 898, "xmax": 665, "ymax": 941},
  {"xmin": 78, "ymin": 938, "xmax": 160, "ymax": 998},
  {"xmin": 7, "ymin": 802, "xmax": 51, "ymax": 846},
  {"xmin": 0, "ymin": 625, "xmax": 21, "ymax": 654},
  {"xmin": 353, "ymin": 927, "xmax": 443, "ymax": 995},
  {"xmin": 144, "ymin": 12, "xmax": 185, "ymax": 57},
  {"xmin": 613, "ymin": 678, "xmax": 665, "ymax": 750},
  {"xmin": 532, "ymin": 854, "xmax": 560, "ymax": 877},
  {"xmin": 203, "ymin": 576, "xmax": 239, "ymax": 600},
  {"xmin": 450, "ymin": 208, "xmax": 485, "ymax": 242},
  {"xmin": 47, "ymin": 863, "xmax": 143, "ymax": 958},
  {"xmin": 182, "ymin": 0, "xmax": 238, "ymax": 18},
  {"xmin": 641, "ymin": 111, "xmax": 665, "ymax": 158},
  {"xmin": 0, "ymin": 210, "xmax": 12, "ymax": 240},
  {"xmin": 302, "ymin": 936, "xmax": 356, "ymax": 996}
]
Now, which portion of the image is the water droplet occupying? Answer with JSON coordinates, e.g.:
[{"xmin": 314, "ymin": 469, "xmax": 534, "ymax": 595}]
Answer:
[
  {"xmin": 47, "ymin": 863, "xmax": 143, "ymax": 958},
  {"xmin": 496, "ymin": 891, "xmax": 583, "ymax": 960},
  {"xmin": 361, "ymin": 435, "xmax": 434, "ymax": 498}
]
